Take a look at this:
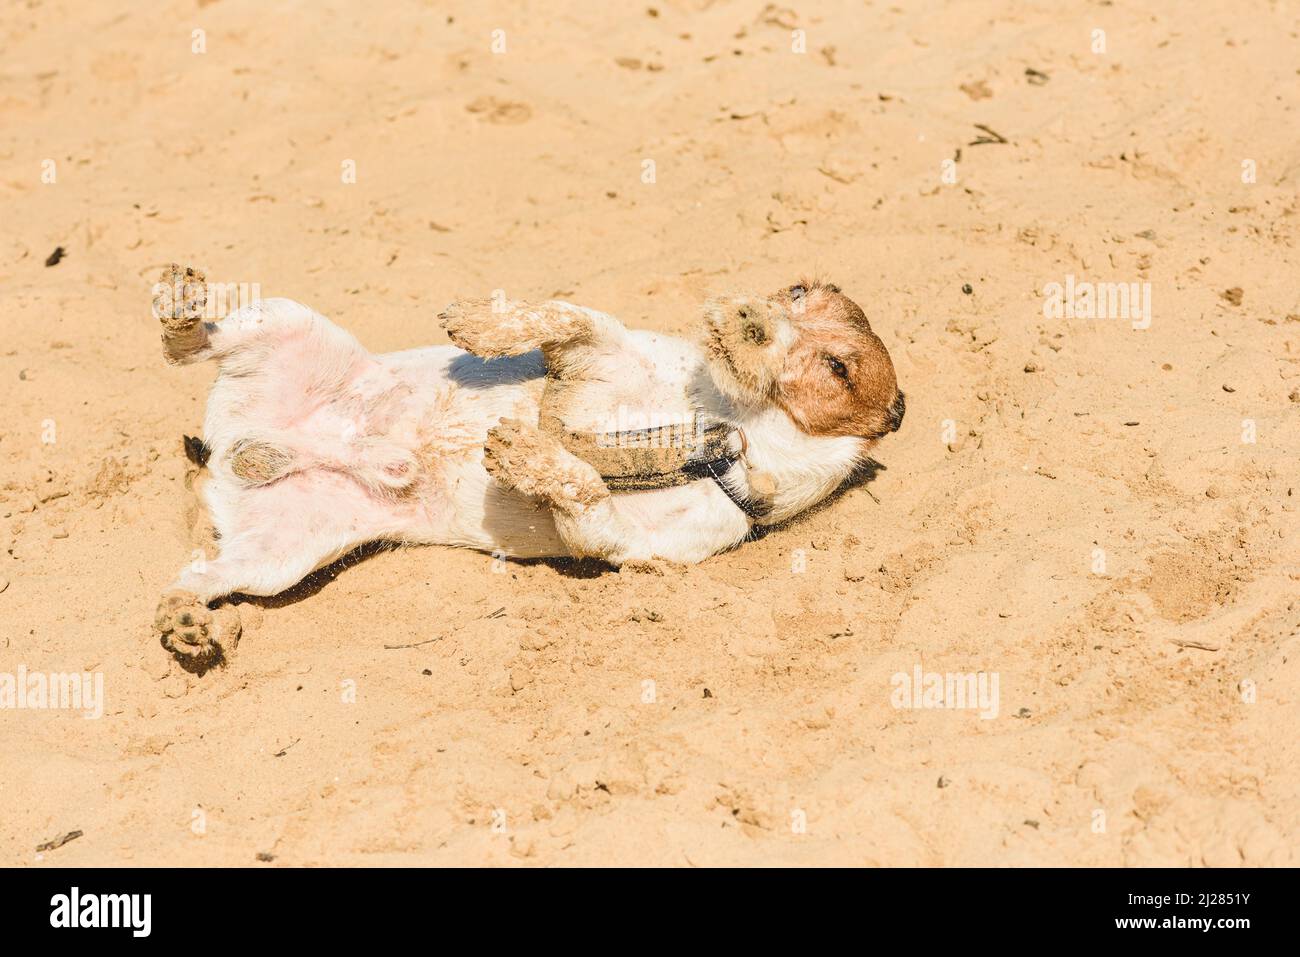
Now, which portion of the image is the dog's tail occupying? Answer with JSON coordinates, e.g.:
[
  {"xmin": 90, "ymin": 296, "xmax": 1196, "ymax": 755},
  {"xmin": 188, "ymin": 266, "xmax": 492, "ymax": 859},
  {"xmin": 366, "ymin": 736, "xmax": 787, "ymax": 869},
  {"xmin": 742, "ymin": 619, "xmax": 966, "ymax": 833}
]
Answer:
[
  {"xmin": 183, "ymin": 434, "xmax": 211, "ymax": 468},
  {"xmin": 224, "ymin": 430, "xmax": 420, "ymax": 497}
]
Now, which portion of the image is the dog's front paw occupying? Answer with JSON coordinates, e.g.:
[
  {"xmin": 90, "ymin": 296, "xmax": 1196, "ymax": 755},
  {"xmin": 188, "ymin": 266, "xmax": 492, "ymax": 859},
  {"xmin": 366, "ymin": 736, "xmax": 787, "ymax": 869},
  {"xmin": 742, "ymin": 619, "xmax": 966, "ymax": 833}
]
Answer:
[
  {"xmin": 482, "ymin": 418, "xmax": 553, "ymax": 497},
  {"xmin": 155, "ymin": 590, "xmax": 240, "ymax": 666},
  {"xmin": 439, "ymin": 298, "xmax": 526, "ymax": 358},
  {"xmin": 483, "ymin": 418, "xmax": 607, "ymax": 508}
]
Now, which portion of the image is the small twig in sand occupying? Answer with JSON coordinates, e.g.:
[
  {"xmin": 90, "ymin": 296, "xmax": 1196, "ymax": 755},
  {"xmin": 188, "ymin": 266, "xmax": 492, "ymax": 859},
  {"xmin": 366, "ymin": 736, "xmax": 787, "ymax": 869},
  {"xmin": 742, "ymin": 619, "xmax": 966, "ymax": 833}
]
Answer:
[
  {"xmin": 383, "ymin": 636, "xmax": 443, "ymax": 650},
  {"xmin": 383, "ymin": 606, "xmax": 506, "ymax": 649},
  {"xmin": 37, "ymin": 830, "xmax": 82, "ymax": 853},
  {"xmin": 1168, "ymin": 637, "xmax": 1220, "ymax": 652},
  {"xmin": 969, "ymin": 124, "xmax": 1008, "ymax": 146},
  {"xmin": 273, "ymin": 738, "xmax": 300, "ymax": 758}
]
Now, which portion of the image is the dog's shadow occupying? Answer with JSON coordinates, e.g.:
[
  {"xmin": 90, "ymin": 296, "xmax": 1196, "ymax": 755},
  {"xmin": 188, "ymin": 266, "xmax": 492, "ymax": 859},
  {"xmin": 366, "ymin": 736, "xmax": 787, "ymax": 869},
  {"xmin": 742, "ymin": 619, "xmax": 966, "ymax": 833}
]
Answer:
[
  {"xmin": 224, "ymin": 540, "xmax": 398, "ymax": 609},
  {"xmin": 219, "ymin": 539, "xmax": 607, "ymax": 610}
]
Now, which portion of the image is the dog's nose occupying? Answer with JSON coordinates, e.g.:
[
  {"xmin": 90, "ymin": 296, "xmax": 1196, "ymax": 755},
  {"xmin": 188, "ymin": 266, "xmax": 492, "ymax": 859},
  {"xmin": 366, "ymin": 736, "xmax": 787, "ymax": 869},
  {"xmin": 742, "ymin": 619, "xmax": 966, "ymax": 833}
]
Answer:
[{"xmin": 887, "ymin": 391, "xmax": 906, "ymax": 432}]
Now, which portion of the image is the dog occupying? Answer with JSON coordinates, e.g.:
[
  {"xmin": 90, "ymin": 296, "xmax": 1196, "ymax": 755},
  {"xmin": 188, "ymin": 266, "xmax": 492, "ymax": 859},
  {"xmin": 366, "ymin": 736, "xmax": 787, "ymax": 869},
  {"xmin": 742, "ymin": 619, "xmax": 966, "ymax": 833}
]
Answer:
[{"xmin": 151, "ymin": 265, "xmax": 903, "ymax": 663}]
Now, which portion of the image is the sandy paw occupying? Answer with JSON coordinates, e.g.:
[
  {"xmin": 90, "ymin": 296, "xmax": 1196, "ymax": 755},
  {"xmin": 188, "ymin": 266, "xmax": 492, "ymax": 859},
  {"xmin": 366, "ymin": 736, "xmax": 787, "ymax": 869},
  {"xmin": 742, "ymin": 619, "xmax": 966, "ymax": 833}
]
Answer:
[
  {"xmin": 483, "ymin": 418, "xmax": 551, "ymax": 496},
  {"xmin": 156, "ymin": 263, "xmax": 209, "ymax": 362},
  {"xmin": 439, "ymin": 298, "xmax": 526, "ymax": 358},
  {"xmin": 155, "ymin": 263, "xmax": 206, "ymax": 328},
  {"xmin": 483, "ymin": 418, "xmax": 606, "ymax": 507},
  {"xmin": 155, "ymin": 590, "xmax": 240, "ymax": 666}
]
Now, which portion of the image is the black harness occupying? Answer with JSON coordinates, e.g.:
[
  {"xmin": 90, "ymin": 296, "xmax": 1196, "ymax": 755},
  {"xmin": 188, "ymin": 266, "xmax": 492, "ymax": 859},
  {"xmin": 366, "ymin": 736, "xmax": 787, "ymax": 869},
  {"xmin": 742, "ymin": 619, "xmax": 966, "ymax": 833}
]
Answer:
[{"xmin": 682, "ymin": 454, "xmax": 772, "ymax": 522}]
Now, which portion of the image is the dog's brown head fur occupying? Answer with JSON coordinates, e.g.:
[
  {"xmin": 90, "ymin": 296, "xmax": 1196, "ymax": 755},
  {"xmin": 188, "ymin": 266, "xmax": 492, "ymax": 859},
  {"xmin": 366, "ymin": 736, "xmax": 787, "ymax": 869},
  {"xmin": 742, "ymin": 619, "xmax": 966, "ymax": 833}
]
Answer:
[{"xmin": 703, "ymin": 279, "xmax": 904, "ymax": 449}]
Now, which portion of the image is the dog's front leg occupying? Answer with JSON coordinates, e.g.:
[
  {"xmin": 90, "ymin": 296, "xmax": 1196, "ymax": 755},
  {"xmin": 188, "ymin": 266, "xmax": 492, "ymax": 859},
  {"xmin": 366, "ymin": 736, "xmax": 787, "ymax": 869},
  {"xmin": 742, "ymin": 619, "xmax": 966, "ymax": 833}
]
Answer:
[
  {"xmin": 439, "ymin": 298, "xmax": 625, "ymax": 362},
  {"xmin": 482, "ymin": 417, "xmax": 644, "ymax": 563}
]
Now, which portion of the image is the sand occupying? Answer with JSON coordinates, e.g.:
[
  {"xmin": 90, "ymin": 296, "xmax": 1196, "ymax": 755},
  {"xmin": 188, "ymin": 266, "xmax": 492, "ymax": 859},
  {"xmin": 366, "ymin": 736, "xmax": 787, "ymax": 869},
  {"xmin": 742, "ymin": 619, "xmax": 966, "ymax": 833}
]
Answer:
[{"xmin": 2, "ymin": 0, "xmax": 1297, "ymax": 866}]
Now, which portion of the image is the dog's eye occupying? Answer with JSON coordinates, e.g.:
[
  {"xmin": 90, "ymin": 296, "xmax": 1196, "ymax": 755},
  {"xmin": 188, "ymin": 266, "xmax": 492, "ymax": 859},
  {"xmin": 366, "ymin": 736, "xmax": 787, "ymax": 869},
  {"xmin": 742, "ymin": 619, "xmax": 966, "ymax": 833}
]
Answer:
[
  {"xmin": 789, "ymin": 285, "xmax": 806, "ymax": 298},
  {"xmin": 825, "ymin": 355, "xmax": 849, "ymax": 381}
]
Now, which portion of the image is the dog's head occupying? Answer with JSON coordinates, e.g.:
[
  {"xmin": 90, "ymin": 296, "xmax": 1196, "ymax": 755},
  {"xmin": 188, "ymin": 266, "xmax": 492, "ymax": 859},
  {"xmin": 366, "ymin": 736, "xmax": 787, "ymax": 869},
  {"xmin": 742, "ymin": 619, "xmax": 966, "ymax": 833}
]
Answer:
[{"xmin": 702, "ymin": 279, "xmax": 904, "ymax": 449}]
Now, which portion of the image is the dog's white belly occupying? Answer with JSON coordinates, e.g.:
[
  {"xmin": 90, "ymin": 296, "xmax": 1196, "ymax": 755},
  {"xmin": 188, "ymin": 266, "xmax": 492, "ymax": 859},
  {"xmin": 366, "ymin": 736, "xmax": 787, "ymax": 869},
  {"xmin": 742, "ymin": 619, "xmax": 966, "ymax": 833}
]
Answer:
[{"xmin": 364, "ymin": 345, "xmax": 567, "ymax": 557}]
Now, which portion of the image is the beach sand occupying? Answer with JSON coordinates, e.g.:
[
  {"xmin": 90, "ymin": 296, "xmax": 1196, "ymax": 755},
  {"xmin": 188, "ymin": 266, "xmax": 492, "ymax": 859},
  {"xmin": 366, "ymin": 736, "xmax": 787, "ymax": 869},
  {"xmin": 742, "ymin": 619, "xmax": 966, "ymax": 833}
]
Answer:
[{"xmin": 1, "ymin": 0, "xmax": 1297, "ymax": 865}]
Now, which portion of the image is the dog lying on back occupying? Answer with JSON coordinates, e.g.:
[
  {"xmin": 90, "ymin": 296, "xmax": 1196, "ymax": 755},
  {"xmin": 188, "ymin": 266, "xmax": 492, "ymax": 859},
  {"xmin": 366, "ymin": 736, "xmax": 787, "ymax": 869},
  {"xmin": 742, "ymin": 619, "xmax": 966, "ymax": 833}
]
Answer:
[{"xmin": 152, "ymin": 266, "xmax": 904, "ymax": 663}]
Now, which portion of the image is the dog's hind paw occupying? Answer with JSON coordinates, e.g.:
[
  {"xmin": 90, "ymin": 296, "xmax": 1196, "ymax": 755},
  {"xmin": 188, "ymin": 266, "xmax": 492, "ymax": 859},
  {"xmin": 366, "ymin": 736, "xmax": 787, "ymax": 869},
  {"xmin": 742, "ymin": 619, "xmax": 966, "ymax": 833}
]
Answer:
[
  {"xmin": 155, "ymin": 590, "xmax": 240, "ymax": 666},
  {"xmin": 155, "ymin": 263, "xmax": 206, "ymax": 327},
  {"xmin": 155, "ymin": 263, "xmax": 210, "ymax": 363}
]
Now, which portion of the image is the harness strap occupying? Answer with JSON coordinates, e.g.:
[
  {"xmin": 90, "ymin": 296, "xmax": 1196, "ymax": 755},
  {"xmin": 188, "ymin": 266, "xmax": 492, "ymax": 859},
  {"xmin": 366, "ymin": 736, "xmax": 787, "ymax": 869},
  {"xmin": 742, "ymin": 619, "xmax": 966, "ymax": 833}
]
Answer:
[
  {"xmin": 540, "ymin": 412, "xmax": 772, "ymax": 522},
  {"xmin": 684, "ymin": 455, "xmax": 773, "ymax": 522}
]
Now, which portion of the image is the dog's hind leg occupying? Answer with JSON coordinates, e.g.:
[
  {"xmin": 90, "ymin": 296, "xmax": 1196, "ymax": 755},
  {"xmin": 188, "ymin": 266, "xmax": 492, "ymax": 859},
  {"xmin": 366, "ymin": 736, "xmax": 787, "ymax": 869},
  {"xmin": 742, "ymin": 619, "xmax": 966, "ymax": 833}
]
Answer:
[
  {"xmin": 155, "ymin": 263, "xmax": 214, "ymax": 364},
  {"xmin": 155, "ymin": 263, "xmax": 365, "ymax": 371},
  {"xmin": 155, "ymin": 474, "xmax": 395, "ymax": 665}
]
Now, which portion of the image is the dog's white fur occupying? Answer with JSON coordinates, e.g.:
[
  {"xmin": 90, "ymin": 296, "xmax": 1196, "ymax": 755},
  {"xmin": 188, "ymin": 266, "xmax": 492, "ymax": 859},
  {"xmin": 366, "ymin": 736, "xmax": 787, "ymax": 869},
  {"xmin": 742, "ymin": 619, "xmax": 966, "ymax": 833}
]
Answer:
[{"xmin": 153, "ymin": 277, "xmax": 898, "ymax": 661}]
